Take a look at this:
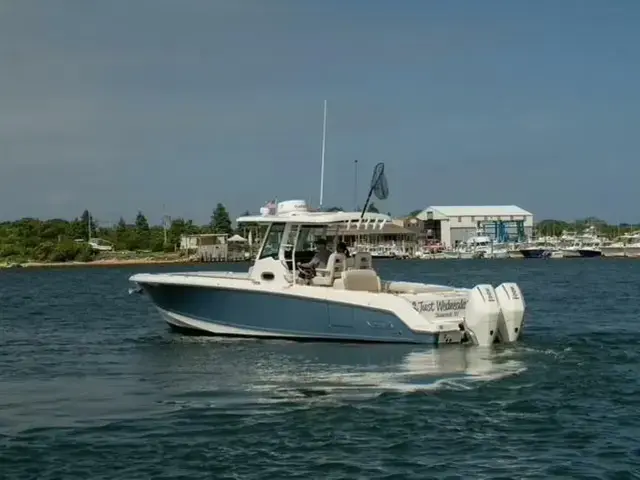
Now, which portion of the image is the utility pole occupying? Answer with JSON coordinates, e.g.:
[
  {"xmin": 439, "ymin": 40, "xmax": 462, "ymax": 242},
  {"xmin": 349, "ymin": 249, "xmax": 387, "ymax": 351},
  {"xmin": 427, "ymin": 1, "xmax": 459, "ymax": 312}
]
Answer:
[
  {"xmin": 162, "ymin": 204, "xmax": 170, "ymax": 247},
  {"xmin": 354, "ymin": 159, "xmax": 359, "ymax": 211}
]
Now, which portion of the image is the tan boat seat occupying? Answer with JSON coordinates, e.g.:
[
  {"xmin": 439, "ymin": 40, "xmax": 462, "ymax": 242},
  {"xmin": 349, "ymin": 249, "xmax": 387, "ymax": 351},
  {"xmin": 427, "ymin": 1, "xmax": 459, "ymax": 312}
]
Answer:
[
  {"xmin": 340, "ymin": 269, "xmax": 381, "ymax": 292},
  {"xmin": 311, "ymin": 253, "xmax": 346, "ymax": 286},
  {"xmin": 352, "ymin": 252, "xmax": 372, "ymax": 270}
]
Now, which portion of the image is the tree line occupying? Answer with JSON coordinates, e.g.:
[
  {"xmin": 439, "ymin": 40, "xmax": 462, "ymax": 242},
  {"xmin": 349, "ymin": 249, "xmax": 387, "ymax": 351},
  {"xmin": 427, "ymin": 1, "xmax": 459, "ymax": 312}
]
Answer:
[
  {"xmin": 0, "ymin": 203, "xmax": 236, "ymax": 263},
  {"xmin": 533, "ymin": 217, "xmax": 640, "ymax": 238},
  {"xmin": 0, "ymin": 202, "xmax": 389, "ymax": 263},
  {"xmin": 2, "ymin": 201, "xmax": 638, "ymax": 264}
]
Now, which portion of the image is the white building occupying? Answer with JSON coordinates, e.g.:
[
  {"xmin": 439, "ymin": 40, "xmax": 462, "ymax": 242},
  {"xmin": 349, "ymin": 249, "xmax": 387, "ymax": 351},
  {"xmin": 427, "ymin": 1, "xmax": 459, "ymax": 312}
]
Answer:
[{"xmin": 415, "ymin": 205, "xmax": 534, "ymax": 247}]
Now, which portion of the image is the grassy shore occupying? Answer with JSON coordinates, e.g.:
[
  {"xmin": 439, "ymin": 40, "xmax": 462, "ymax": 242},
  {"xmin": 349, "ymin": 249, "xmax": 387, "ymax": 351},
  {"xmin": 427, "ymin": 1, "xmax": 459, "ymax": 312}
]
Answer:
[{"xmin": 0, "ymin": 252, "xmax": 206, "ymax": 270}]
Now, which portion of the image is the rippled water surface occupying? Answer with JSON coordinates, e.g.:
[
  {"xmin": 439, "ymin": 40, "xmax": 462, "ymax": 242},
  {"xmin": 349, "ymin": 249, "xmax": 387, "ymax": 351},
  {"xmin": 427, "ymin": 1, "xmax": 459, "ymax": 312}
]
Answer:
[{"xmin": 1, "ymin": 260, "xmax": 640, "ymax": 479}]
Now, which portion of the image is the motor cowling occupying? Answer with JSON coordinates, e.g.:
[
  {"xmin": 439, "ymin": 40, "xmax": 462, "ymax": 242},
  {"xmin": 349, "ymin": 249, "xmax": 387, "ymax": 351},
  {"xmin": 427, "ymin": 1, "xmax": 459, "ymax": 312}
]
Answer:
[
  {"xmin": 463, "ymin": 285, "xmax": 500, "ymax": 346},
  {"xmin": 495, "ymin": 282, "xmax": 525, "ymax": 343}
]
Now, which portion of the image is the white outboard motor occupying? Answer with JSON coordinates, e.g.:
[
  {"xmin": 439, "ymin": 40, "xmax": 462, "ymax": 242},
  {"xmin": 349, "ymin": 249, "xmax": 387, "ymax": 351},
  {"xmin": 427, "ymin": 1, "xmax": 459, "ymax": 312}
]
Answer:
[
  {"xmin": 495, "ymin": 282, "xmax": 526, "ymax": 343},
  {"xmin": 463, "ymin": 285, "xmax": 500, "ymax": 347}
]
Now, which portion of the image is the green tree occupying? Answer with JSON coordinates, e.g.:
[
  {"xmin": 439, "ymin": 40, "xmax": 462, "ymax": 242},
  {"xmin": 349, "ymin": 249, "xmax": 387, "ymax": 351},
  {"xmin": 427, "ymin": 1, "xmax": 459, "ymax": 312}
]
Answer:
[
  {"xmin": 534, "ymin": 219, "xmax": 571, "ymax": 237},
  {"xmin": 69, "ymin": 209, "xmax": 98, "ymax": 241},
  {"xmin": 113, "ymin": 217, "xmax": 128, "ymax": 250},
  {"xmin": 168, "ymin": 218, "xmax": 187, "ymax": 248},
  {"xmin": 116, "ymin": 217, "xmax": 127, "ymax": 233},
  {"xmin": 367, "ymin": 202, "xmax": 380, "ymax": 213},
  {"xmin": 135, "ymin": 211, "xmax": 151, "ymax": 250},
  {"xmin": 210, "ymin": 203, "xmax": 232, "ymax": 235}
]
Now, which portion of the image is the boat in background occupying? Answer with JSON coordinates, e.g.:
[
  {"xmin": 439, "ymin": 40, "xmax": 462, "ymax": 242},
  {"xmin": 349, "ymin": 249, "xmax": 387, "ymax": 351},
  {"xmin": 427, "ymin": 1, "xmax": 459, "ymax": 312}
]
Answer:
[
  {"xmin": 518, "ymin": 239, "xmax": 554, "ymax": 259},
  {"xmin": 570, "ymin": 226, "xmax": 604, "ymax": 258},
  {"xmin": 601, "ymin": 231, "xmax": 640, "ymax": 257}
]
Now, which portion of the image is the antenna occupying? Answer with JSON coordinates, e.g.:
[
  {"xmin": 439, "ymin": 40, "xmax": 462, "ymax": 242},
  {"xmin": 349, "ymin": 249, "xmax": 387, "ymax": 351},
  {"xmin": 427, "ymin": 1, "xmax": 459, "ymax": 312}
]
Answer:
[{"xmin": 319, "ymin": 100, "xmax": 327, "ymax": 209}]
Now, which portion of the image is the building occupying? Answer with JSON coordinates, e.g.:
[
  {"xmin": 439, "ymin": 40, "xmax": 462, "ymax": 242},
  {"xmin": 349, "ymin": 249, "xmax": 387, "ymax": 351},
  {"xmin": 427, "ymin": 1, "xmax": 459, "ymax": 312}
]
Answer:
[
  {"xmin": 327, "ymin": 223, "xmax": 417, "ymax": 245},
  {"xmin": 414, "ymin": 205, "xmax": 534, "ymax": 247},
  {"xmin": 179, "ymin": 233, "xmax": 250, "ymax": 261}
]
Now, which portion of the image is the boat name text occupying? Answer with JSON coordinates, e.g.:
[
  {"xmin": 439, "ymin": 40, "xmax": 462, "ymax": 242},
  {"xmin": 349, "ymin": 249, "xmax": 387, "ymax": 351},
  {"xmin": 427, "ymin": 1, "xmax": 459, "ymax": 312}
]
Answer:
[{"xmin": 412, "ymin": 299, "xmax": 468, "ymax": 314}]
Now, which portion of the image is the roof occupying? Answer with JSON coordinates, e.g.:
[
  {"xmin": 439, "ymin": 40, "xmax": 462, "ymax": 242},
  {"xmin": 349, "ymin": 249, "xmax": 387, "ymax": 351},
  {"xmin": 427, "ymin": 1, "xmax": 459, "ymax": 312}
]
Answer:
[
  {"xmin": 181, "ymin": 233, "xmax": 229, "ymax": 238},
  {"xmin": 236, "ymin": 210, "xmax": 392, "ymax": 226},
  {"xmin": 416, "ymin": 205, "xmax": 532, "ymax": 220},
  {"xmin": 326, "ymin": 223, "xmax": 417, "ymax": 237}
]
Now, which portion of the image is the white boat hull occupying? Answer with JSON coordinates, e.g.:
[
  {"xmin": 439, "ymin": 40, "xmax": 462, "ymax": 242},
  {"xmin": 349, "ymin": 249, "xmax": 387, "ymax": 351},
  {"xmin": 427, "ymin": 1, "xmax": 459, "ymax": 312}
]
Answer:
[
  {"xmin": 601, "ymin": 246, "xmax": 640, "ymax": 257},
  {"xmin": 130, "ymin": 272, "xmax": 526, "ymax": 347}
]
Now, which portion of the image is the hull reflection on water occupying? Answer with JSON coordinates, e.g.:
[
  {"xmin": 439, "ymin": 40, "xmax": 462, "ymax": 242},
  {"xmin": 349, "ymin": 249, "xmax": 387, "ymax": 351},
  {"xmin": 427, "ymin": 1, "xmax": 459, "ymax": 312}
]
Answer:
[
  {"xmin": 156, "ymin": 342, "xmax": 527, "ymax": 401},
  {"xmin": 140, "ymin": 339, "xmax": 528, "ymax": 407}
]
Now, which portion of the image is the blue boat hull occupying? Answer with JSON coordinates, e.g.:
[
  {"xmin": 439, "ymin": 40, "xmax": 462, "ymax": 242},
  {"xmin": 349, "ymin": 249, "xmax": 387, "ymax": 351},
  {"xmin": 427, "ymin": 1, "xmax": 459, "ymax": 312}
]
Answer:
[
  {"xmin": 141, "ymin": 284, "xmax": 441, "ymax": 344},
  {"xmin": 578, "ymin": 249, "xmax": 602, "ymax": 258}
]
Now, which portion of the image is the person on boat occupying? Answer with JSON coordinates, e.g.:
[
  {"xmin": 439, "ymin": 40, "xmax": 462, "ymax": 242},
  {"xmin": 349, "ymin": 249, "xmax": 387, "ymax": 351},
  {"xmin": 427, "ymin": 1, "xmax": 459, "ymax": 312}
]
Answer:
[
  {"xmin": 297, "ymin": 238, "xmax": 330, "ymax": 280},
  {"xmin": 300, "ymin": 238, "xmax": 330, "ymax": 269},
  {"xmin": 336, "ymin": 241, "xmax": 350, "ymax": 258}
]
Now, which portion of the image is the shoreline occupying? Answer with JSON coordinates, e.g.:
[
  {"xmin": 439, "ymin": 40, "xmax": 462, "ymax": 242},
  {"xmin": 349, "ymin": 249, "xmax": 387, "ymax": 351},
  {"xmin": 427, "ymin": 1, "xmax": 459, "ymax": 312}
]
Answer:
[
  {"xmin": 2, "ymin": 255, "xmax": 636, "ymax": 271},
  {"xmin": 1, "ymin": 258, "xmax": 251, "ymax": 270}
]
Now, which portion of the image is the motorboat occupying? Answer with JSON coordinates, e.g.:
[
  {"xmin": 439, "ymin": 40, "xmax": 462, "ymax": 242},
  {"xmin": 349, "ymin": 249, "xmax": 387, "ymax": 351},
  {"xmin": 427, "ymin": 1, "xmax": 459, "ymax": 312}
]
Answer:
[
  {"xmin": 601, "ymin": 232, "xmax": 640, "ymax": 257},
  {"xmin": 128, "ymin": 199, "xmax": 526, "ymax": 347}
]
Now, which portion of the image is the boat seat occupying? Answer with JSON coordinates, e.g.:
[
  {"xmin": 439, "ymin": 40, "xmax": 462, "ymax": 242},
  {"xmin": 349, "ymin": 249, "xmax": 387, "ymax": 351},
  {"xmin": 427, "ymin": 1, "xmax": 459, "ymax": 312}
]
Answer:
[
  {"xmin": 338, "ymin": 269, "xmax": 381, "ymax": 293},
  {"xmin": 386, "ymin": 281, "xmax": 451, "ymax": 294},
  {"xmin": 311, "ymin": 253, "xmax": 346, "ymax": 286},
  {"xmin": 351, "ymin": 252, "xmax": 372, "ymax": 270}
]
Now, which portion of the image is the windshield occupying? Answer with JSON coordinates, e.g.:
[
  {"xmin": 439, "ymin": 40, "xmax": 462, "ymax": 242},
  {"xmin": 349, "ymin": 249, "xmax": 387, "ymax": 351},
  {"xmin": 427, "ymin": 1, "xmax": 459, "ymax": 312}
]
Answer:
[
  {"xmin": 295, "ymin": 225, "xmax": 328, "ymax": 253},
  {"xmin": 258, "ymin": 222, "xmax": 285, "ymax": 259}
]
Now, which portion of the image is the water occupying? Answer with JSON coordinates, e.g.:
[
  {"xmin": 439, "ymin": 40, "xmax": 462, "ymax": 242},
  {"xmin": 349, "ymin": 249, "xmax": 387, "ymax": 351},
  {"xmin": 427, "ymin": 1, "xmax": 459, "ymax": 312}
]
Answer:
[{"xmin": 1, "ymin": 259, "xmax": 639, "ymax": 479}]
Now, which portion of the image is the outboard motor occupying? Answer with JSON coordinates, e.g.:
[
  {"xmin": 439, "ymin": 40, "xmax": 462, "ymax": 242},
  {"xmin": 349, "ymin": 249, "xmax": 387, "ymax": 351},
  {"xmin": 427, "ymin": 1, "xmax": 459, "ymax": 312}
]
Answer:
[
  {"xmin": 462, "ymin": 285, "xmax": 500, "ymax": 346},
  {"xmin": 495, "ymin": 283, "xmax": 525, "ymax": 343}
]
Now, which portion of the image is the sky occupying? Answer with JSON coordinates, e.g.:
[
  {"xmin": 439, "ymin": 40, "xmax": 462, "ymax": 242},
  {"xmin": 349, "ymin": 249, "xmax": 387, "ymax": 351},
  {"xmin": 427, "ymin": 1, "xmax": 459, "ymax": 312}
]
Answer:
[{"xmin": 1, "ymin": 0, "xmax": 639, "ymax": 225}]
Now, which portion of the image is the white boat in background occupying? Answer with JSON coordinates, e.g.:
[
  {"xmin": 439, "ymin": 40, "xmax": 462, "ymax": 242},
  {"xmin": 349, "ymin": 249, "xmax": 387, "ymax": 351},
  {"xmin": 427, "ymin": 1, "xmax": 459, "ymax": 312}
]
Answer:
[
  {"xmin": 562, "ymin": 226, "xmax": 604, "ymax": 258},
  {"xmin": 466, "ymin": 234, "xmax": 513, "ymax": 259},
  {"xmin": 89, "ymin": 238, "xmax": 115, "ymax": 252},
  {"xmin": 355, "ymin": 244, "xmax": 396, "ymax": 259},
  {"xmin": 442, "ymin": 233, "xmax": 513, "ymax": 259},
  {"xmin": 74, "ymin": 237, "xmax": 114, "ymax": 252},
  {"xmin": 129, "ymin": 199, "xmax": 526, "ymax": 347},
  {"xmin": 601, "ymin": 231, "xmax": 640, "ymax": 257},
  {"xmin": 557, "ymin": 230, "xmax": 582, "ymax": 258}
]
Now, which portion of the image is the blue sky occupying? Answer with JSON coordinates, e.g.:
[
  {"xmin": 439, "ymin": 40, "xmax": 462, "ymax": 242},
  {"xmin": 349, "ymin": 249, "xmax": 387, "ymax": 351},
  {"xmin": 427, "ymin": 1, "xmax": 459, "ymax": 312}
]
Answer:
[{"xmin": 1, "ymin": 0, "xmax": 639, "ymax": 225}]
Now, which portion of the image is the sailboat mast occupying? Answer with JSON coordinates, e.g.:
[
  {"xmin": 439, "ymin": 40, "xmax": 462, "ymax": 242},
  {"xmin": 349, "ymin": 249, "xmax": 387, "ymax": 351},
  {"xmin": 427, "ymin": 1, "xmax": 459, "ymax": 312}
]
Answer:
[{"xmin": 319, "ymin": 99, "xmax": 327, "ymax": 209}]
